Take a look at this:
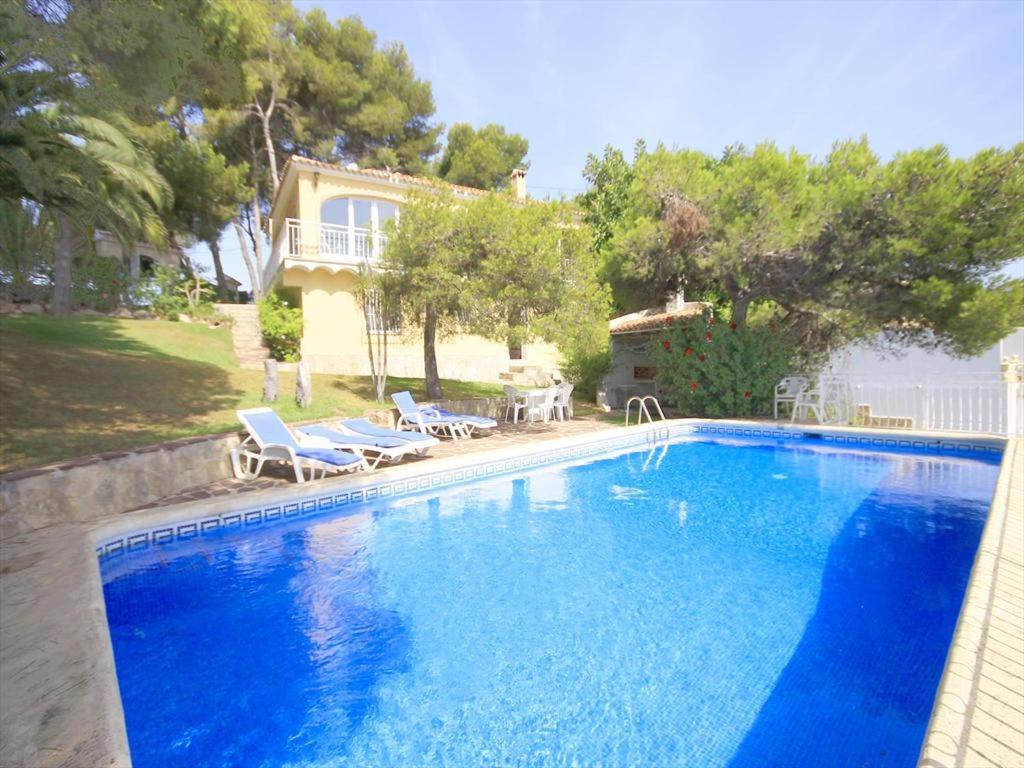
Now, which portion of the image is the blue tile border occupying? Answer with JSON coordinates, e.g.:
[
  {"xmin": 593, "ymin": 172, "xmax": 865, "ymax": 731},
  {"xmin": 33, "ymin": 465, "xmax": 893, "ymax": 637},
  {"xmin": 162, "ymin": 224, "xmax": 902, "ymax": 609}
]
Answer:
[
  {"xmin": 94, "ymin": 422, "xmax": 1003, "ymax": 560},
  {"xmin": 818, "ymin": 432, "xmax": 1001, "ymax": 454},
  {"xmin": 691, "ymin": 424, "xmax": 805, "ymax": 441}
]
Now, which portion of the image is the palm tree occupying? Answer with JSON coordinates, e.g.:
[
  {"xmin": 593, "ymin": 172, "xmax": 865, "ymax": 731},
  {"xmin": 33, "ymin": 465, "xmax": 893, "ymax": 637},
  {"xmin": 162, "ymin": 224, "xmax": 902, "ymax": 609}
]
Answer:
[{"xmin": 1, "ymin": 61, "xmax": 170, "ymax": 314}]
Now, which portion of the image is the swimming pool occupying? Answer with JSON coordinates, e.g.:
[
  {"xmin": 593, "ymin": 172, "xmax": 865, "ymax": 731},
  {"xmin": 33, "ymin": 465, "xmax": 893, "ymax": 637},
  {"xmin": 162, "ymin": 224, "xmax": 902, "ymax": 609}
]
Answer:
[{"xmin": 100, "ymin": 431, "xmax": 1000, "ymax": 767}]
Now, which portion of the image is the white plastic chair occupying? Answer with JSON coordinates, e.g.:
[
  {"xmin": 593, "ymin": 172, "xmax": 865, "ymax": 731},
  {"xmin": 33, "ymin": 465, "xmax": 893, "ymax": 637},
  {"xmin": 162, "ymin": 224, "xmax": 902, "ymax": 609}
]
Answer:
[
  {"xmin": 552, "ymin": 383, "xmax": 575, "ymax": 421},
  {"xmin": 774, "ymin": 376, "xmax": 810, "ymax": 419},
  {"xmin": 791, "ymin": 376, "xmax": 849, "ymax": 425},
  {"xmin": 503, "ymin": 384, "xmax": 528, "ymax": 423},
  {"xmin": 527, "ymin": 387, "xmax": 558, "ymax": 423}
]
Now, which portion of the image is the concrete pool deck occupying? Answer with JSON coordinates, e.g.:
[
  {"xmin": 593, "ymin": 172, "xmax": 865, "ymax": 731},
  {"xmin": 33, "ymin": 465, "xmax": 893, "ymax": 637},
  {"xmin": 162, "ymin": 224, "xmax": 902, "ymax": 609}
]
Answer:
[{"xmin": 0, "ymin": 420, "xmax": 1021, "ymax": 767}]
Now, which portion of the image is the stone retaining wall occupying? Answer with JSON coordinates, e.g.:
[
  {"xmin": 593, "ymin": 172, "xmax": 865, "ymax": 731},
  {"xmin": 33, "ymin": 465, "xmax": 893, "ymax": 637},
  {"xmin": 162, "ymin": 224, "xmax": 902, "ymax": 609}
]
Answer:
[
  {"xmin": 0, "ymin": 397, "xmax": 505, "ymax": 538},
  {"xmin": 0, "ymin": 433, "xmax": 241, "ymax": 539}
]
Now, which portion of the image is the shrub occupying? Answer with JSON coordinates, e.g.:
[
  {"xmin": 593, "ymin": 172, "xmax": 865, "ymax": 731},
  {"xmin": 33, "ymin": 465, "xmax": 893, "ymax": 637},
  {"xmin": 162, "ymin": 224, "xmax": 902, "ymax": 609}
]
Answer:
[
  {"xmin": 138, "ymin": 265, "xmax": 219, "ymax": 320},
  {"xmin": 259, "ymin": 292, "xmax": 303, "ymax": 361},
  {"xmin": 560, "ymin": 347, "xmax": 612, "ymax": 402},
  {"xmin": 650, "ymin": 313, "xmax": 792, "ymax": 418},
  {"xmin": 71, "ymin": 256, "xmax": 132, "ymax": 311}
]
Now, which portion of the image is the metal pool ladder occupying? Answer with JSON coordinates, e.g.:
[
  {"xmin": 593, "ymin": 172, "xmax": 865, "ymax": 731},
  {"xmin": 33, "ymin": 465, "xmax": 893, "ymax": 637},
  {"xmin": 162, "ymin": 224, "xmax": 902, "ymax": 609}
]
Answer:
[{"xmin": 625, "ymin": 395, "xmax": 665, "ymax": 426}]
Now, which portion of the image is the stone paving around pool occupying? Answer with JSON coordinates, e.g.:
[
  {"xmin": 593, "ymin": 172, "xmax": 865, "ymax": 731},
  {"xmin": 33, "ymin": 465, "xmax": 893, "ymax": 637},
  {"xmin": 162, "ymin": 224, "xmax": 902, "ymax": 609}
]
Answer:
[
  {"xmin": 956, "ymin": 443, "xmax": 1024, "ymax": 767},
  {"xmin": 920, "ymin": 439, "xmax": 1024, "ymax": 768},
  {"xmin": 132, "ymin": 417, "xmax": 614, "ymax": 510}
]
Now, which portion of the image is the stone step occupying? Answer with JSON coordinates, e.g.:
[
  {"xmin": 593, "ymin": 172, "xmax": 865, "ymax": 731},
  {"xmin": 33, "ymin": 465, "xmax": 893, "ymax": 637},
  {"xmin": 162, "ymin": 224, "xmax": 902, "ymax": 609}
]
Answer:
[
  {"xmin": 508, "ymin": 364, "xmax": 544, "ymax": 374},
  {"xmin": 213, "ymin": 302, "xmax": 272, "ymax": 369}
]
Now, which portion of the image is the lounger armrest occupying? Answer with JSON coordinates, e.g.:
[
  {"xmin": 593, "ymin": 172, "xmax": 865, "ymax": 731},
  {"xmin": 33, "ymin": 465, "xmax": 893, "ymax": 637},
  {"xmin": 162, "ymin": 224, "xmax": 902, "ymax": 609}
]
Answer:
[
  {"xmin": 263, "ymin": 442, "xmax": 298, "ymax": 455},
  {"xmin": 396, "ymin": 413, "xmax": 427, "ymax": 433}
]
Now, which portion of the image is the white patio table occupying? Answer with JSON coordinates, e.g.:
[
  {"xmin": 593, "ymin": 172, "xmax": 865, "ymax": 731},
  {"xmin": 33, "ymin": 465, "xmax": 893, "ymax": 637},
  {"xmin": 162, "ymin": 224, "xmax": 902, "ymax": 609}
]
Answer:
[{"xmin": 521, "ymin": 388, "xmax": 554, "ymax": 423}]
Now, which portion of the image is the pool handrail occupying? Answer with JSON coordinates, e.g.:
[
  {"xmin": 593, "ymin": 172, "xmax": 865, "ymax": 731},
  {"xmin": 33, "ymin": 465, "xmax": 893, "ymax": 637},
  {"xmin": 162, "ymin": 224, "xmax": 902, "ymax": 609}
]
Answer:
[{"xmin": 625, "ymin": 395, "xmax": 665, "ymax": 426}]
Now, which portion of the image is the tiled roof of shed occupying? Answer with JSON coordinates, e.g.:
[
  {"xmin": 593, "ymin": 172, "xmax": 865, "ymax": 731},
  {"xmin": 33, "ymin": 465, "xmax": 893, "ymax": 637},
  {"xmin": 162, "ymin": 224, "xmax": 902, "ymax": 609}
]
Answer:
[{"xmin": 609, "ymin": 302, "xmax": 709, "ymax": 335}]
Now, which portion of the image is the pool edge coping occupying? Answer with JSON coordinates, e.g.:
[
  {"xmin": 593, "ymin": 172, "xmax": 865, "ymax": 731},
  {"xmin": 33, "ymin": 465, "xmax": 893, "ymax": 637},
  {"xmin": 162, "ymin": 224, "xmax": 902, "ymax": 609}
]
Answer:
[
  {"xmin": 87, "ymin": 419, "xmax": 1005, "ymax": 557},
  {"xmin": 0, "ymin": 418, "xmax": 1012, "ymax": 768},
  {"xmin": 918, "ymin": 437, "xmax": 1022, "ymax": 768}
]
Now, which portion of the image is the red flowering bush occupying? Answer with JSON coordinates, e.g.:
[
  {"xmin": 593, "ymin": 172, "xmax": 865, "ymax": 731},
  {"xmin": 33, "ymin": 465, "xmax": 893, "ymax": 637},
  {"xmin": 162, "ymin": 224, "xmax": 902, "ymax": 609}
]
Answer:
[{"xmin": 650, "ymin": 312, "xmax": 792, "ymax": 417}]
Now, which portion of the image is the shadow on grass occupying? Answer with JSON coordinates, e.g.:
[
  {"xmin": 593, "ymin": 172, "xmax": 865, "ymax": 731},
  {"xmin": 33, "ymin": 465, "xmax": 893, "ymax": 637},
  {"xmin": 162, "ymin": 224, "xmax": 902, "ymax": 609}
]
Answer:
[
  {"xmin": 328, "ymin": 375, "xmax": 503, "ymax": 402},
  {"xmin": 0, "ymin": 318, "xmax": 243, "ymax": 470}
]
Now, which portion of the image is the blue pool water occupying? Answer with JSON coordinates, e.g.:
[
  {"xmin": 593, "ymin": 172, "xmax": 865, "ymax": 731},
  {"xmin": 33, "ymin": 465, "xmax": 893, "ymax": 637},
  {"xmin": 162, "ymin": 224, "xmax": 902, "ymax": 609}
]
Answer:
[{"xmin": 100, "ymin": 435, "xmax": 1000, "ymax": 767}]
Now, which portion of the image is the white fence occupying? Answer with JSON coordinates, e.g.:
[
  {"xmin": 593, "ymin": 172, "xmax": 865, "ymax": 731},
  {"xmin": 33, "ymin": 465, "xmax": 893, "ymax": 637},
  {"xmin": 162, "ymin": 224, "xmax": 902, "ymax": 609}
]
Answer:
[{"xmin": 846, "ymin": 374, "xmax": 1021, "ymax": 436}]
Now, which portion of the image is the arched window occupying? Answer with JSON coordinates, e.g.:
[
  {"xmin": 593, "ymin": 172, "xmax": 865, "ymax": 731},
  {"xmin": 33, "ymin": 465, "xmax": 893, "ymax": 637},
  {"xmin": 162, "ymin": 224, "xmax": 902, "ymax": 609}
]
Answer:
[
  {"xmin": 352, "ymin": 200, "xmax": 372, "ymax": 229},
  {"xmin": 377, "ymin": 202, "xmax": 398, "ymax": 230},
  {"xmin": 320, "ymin": 198, "xmax": 399, "ymax": 231},
  {"xmin": 320, "ymin": 198, "xmax": 350, "ymax": 227}
]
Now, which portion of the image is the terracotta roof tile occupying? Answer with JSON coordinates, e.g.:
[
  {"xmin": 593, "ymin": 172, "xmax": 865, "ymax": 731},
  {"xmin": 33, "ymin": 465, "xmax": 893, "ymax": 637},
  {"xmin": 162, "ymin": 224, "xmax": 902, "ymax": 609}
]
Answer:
[
  {"xmin": 268, "ymin": 155, "xmax": 490, "ymax": 219},
  {"xmin": 609, "ymin": 302, "xmax": 709, "ymax": 335}
]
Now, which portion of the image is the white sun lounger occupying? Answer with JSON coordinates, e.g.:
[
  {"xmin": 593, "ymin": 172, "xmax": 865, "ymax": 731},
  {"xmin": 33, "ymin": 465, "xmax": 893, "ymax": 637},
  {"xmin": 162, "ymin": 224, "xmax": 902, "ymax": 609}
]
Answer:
[
  {"xmin": 297, "ymin": 421, "xmax": 439, "ymax": 468},
  {"xmin": 232, "ymin": 408, "xmax": 369, "ymax": 483},
  {"xmin": 391, "ymin": 391, "xmax": 497, "ymax": 439},
  {"xmin": 336, "ymin": 418, "xmax": 440, "ymax": 451}
]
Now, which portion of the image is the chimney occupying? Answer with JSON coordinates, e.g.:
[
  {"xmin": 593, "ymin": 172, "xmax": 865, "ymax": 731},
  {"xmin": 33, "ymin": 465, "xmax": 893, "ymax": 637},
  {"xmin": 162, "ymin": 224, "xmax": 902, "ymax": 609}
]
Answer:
[
  {"xmin": 665, "ymin": 287, "xmax": 686, "ymax": 313},
  {"xmin": 510, "ymin": 168, "xmax": 527, "ymax": 200}
]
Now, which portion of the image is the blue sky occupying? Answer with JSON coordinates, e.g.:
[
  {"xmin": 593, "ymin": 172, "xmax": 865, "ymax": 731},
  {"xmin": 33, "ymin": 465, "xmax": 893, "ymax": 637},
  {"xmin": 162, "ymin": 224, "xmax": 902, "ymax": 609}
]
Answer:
[{"xmin": 205, "ymin": 0, "xmax": 1024, "ymax": 288}]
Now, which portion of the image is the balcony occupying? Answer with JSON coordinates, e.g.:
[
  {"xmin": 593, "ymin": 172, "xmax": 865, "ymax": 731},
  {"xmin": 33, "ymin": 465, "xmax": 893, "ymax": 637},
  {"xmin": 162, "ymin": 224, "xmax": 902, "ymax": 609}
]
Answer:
[{"xmin": 267, "ymin": 218, "xmax": 388, "ymax": 283}]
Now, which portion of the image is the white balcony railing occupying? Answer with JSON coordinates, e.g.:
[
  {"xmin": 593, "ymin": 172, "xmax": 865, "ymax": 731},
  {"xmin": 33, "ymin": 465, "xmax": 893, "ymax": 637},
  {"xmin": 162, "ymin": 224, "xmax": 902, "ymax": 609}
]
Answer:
[{"xmin": 276, "ymin": 218, "xmax": 388, "ymax": 269}]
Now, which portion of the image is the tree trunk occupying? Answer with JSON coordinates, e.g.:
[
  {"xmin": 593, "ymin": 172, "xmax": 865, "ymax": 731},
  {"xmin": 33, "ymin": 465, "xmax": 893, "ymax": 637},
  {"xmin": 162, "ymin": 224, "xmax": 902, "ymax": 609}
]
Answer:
[
  {"xmin": 295, "ymin": 360, "xmax": 312, "ymax": 408},
  {"xmin": 209, "ymin": 237, "xmax": 228, "ymax": 301},
  {"xmin": 261, "ymin": 107, "xmax": 279, "ymax": 195},
  {"xmin": 379, "ymin": 301, "xmax": 389, "ymax": 402},
  {"xmin": 731, "ymin": 295, "xmax": 751, "ymax": 328},
  {"xmin": 232, "ymin": 219, "xmax": 261, "ymax": 301},
  {"xmin": 360, "ymin": 284, "xmax": 390, "ymax": 402},
  {"xmin": 361, "ymin": 292, "xmax": 379, "ymax": 399},
  {"xmin": 253, "ymin": 85, "xmax": 279, "ymax": 195},
  {"xmin": 262, "ymin": 359, "xmax": 278, "ymax": 402},
  {"xmin": 51, "ymin": 212, "xmax": 73, "ymax": 315},
  {"xmin": 249, "ymin": 196, "xmax": 265, "ymax": 291},
  {"xmin": 423, "ymin": 304, "xmax": 442, "ymax": 400}
]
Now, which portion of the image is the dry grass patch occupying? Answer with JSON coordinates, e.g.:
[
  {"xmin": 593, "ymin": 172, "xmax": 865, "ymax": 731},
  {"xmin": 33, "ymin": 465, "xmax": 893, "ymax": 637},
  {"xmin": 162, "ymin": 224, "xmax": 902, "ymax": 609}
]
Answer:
[{"xmin": 0, "ymin": 316, "xmax": 503, "ymax": 471}]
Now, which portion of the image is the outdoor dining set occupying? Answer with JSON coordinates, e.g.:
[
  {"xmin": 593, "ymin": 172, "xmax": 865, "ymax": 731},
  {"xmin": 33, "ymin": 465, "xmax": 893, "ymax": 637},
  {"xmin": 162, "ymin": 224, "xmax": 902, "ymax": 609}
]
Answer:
[{"xmin": 502, "ymin": 383, "xmax": 575, "ymax": 424}]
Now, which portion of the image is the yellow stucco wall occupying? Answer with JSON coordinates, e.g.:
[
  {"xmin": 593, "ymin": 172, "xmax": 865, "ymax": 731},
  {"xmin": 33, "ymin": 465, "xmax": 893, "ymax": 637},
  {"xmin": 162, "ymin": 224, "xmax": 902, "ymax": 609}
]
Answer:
[
  {"xmin": 270, "ymin": 162, "xmax": 563, "ymax": 382},
  {"xmin": 280, "ymin": 265, "xmax": 560, "ymax": 380}
]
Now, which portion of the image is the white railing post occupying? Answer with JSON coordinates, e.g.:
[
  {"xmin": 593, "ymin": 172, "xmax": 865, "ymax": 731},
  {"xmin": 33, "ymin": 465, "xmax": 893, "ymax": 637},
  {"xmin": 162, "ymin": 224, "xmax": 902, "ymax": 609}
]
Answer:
[
  {"xmin": 915, "ymin": 383, "xmax": 925, "ymax": 430},
  {"xmin": 1003, "ymin": 355, "xmax": 1022, "ymax": 438}
]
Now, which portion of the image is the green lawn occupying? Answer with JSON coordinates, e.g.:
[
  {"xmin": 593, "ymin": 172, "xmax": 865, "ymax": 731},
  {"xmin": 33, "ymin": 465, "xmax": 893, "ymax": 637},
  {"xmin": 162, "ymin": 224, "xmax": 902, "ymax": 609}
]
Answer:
[{"xmin": 0, "ymin": 316, "xmax": 504, "ymax": 472}]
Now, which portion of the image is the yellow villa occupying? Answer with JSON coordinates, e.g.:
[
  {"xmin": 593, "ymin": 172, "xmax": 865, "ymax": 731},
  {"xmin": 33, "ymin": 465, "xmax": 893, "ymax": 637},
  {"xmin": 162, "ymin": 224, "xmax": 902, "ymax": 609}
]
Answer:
[{"xmin": 264, "ymin": 156, "xmax": 561, "ymax": 383}]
